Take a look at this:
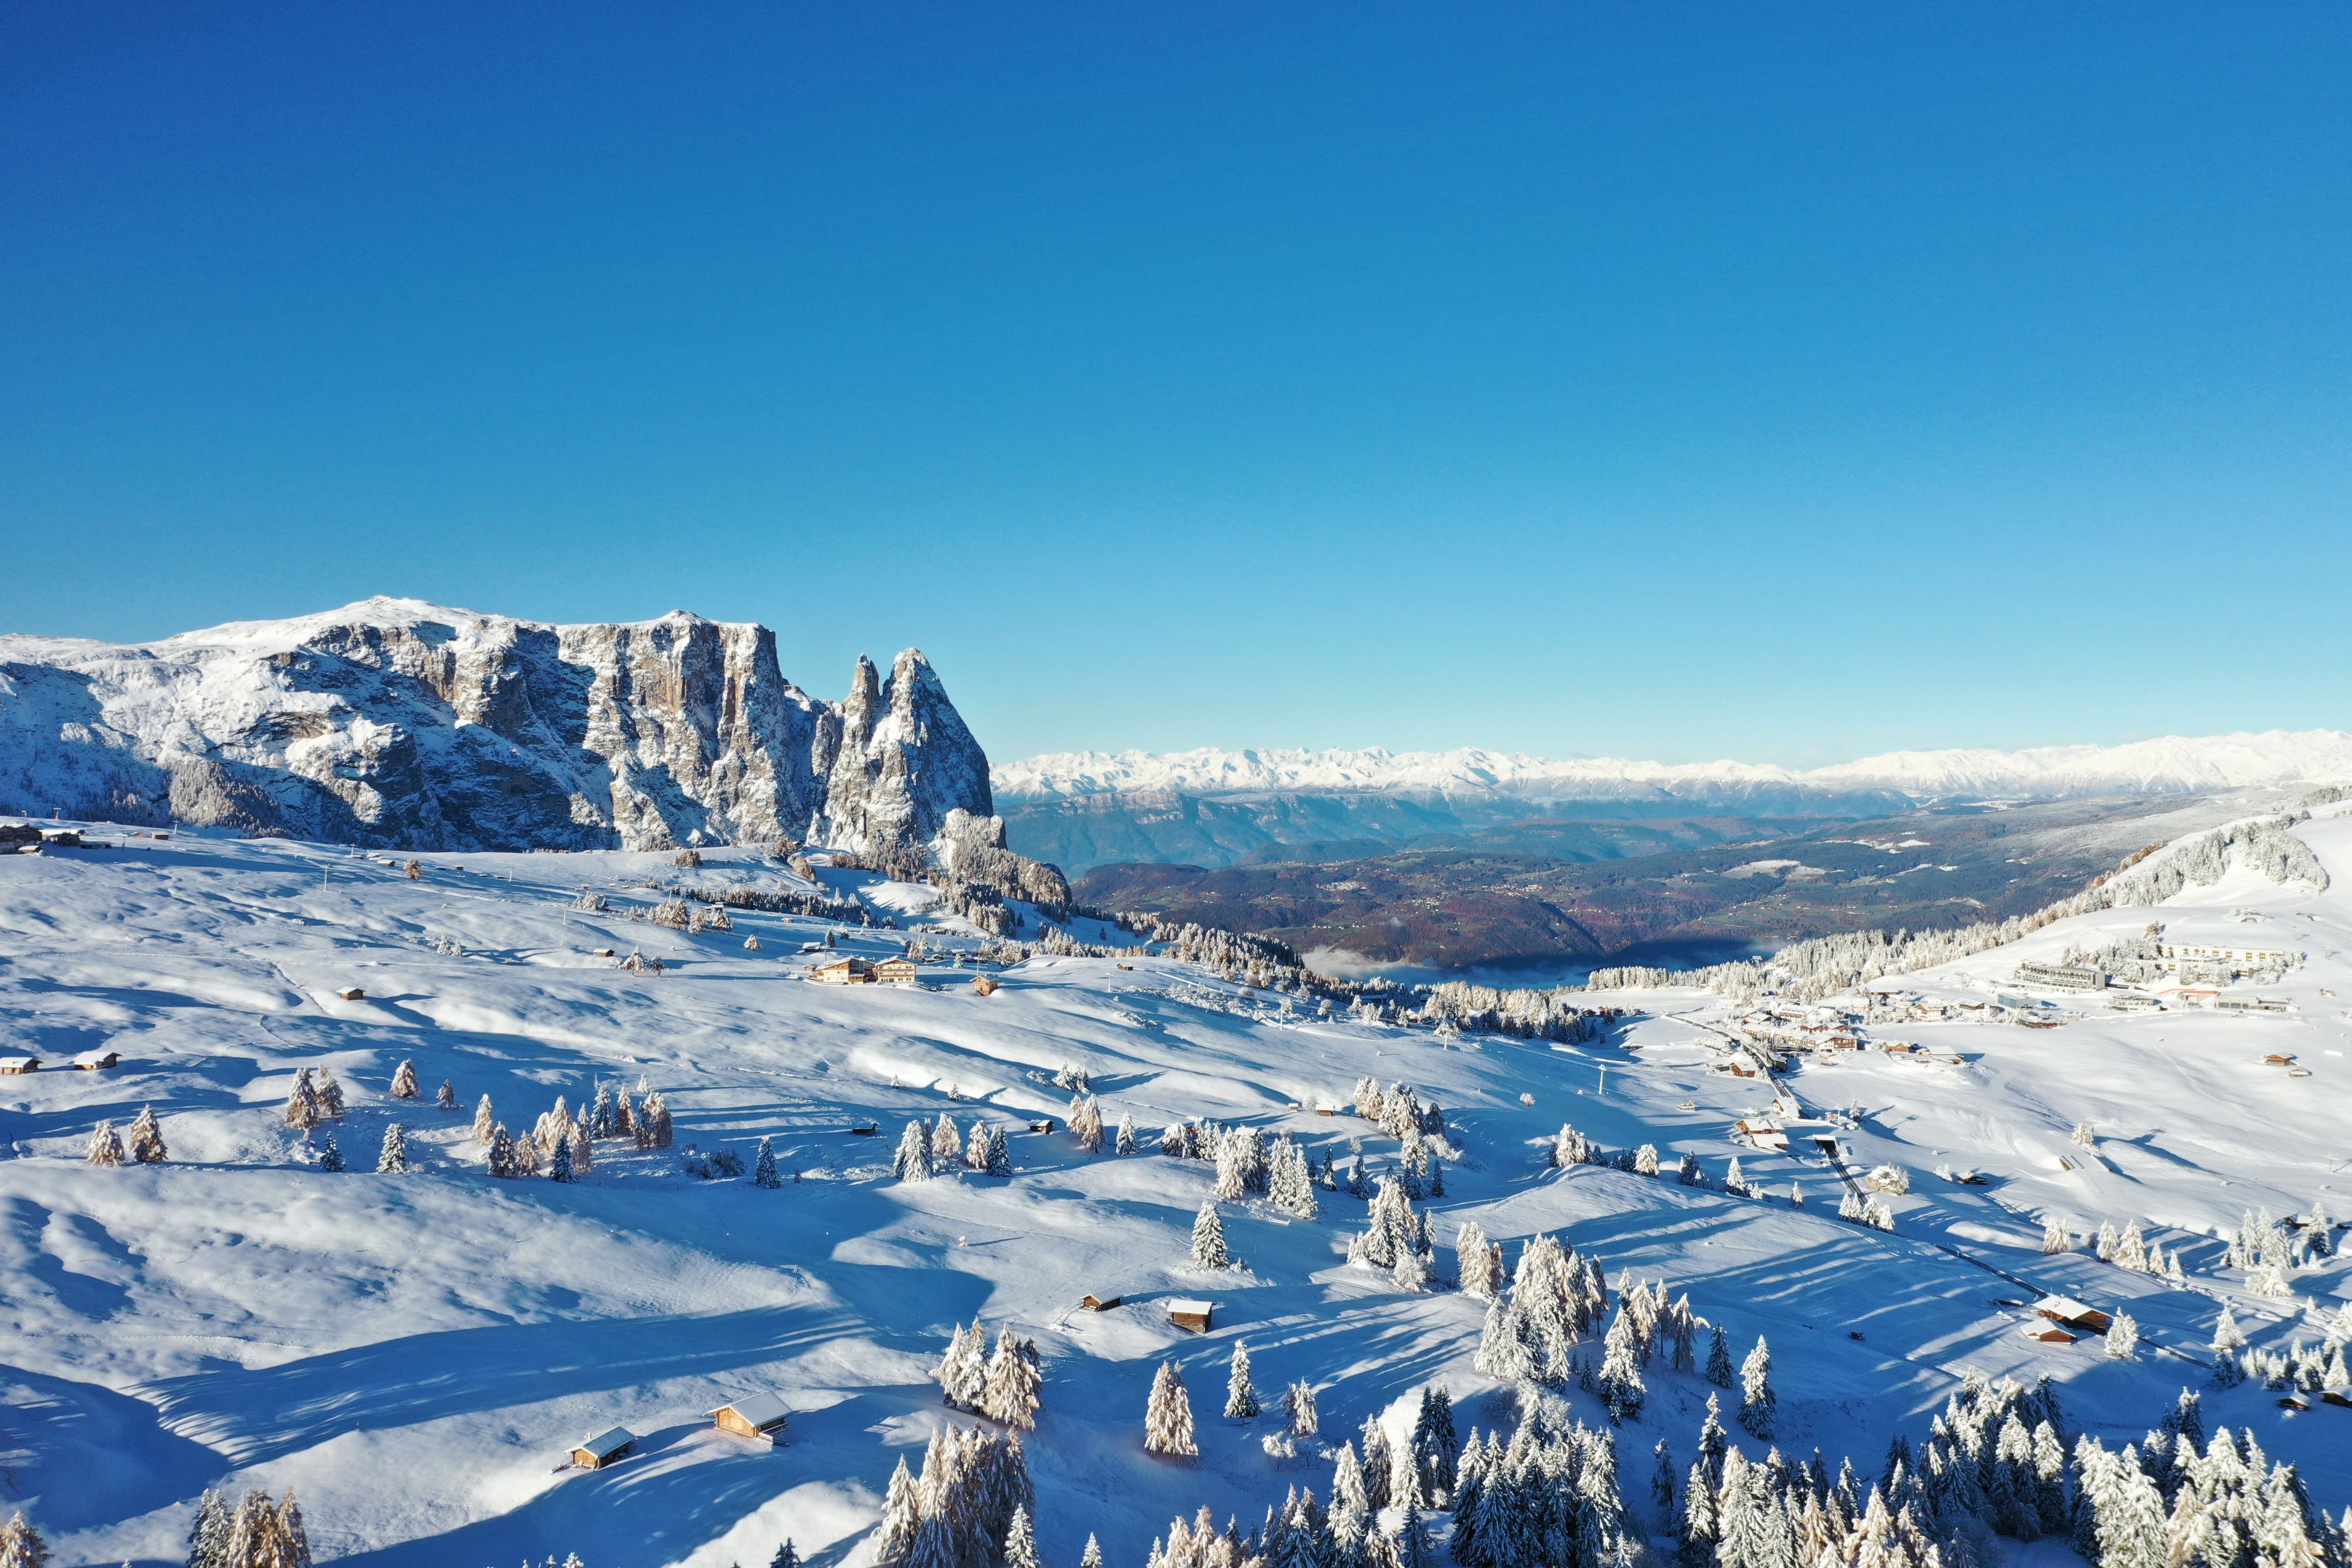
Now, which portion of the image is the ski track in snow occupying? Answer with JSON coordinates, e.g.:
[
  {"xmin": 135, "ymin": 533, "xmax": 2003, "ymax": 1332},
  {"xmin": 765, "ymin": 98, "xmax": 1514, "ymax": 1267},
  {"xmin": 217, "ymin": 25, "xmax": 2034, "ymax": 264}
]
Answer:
[{"xmin": 0, "ymin": 818, "xmax": 2347, "ymax": 1564}]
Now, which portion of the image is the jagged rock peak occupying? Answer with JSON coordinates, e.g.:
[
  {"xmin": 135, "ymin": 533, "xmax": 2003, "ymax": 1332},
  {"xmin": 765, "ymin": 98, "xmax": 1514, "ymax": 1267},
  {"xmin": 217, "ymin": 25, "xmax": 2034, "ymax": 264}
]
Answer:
[{"xmin": 0, "ymin": 599, "xmax": 994, "ymax": 854}]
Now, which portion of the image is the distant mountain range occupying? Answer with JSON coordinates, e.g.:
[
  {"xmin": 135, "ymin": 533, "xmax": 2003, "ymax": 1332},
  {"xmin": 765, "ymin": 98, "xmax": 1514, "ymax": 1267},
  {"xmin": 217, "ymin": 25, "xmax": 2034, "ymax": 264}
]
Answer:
[{"xmin": 995, "ymin": 733, "xmax": 2352, "ymax": 872}]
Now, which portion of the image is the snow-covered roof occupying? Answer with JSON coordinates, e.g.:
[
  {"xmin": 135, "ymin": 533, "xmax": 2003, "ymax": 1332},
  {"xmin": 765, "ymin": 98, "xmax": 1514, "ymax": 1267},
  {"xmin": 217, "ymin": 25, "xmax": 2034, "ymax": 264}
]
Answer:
[
  {"xmin": 1167, "ymin": 1298, "xmax": 1213, "ymax": 1315},
  {"xmin": 574, "ymin": 1427, "xmax": 635, "ymax": 1459},
  {"xmin": 710, "ymin": 1392, "xmax": 790, "ymax": 1429},
  {"xmin": 72, "ymin": 1048, "xmax": 119, "ymax": 1066}
]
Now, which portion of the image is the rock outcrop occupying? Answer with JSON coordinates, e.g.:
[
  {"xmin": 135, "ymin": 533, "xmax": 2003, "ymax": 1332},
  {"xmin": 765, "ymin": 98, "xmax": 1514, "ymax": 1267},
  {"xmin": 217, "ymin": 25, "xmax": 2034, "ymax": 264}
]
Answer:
[{"xmin": 0, "ymin": 597, "xmax": 993, "ymax": 853}]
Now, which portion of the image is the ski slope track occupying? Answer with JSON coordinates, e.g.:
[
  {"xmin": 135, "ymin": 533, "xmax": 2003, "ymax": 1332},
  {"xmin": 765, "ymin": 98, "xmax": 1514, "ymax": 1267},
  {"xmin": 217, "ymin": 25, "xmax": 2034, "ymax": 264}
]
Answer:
[{"xmin": 0, "ymin": 806, "xmax": 2348, "ymax": 1564}]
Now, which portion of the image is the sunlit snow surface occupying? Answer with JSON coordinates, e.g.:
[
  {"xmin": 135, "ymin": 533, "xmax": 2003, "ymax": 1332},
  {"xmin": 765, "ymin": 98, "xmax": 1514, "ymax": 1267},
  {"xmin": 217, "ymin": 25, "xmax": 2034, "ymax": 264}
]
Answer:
[{"xmin": 0, "ymin": 817, "xmax": 2347, "ymax": 1565}]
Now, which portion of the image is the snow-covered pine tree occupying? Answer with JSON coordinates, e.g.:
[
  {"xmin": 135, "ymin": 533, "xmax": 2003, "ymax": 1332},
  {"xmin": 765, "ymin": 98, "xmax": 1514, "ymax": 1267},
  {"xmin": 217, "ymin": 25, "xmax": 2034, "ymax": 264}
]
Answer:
[
  {"xmin": 1635, "ymin": 1144, "xmax": 1660, "ymax": 1176},
  {"xmin": 983, "ymin": 1326, "xmax": 1044, "ymax": 1429},
  {"xmin": 187, "ymin": 1489, "xmax": 232, "ymax": 1568},
  {"xmin": 1739, "ymin": 1336, "xmax": 1775, "ymax": 1437},
  {"xmin": 896, "ymin": 1121, "xmax": 934, "ymax": 1181},
  {"xmin": 2096, "ymin": 1220, "xmax": 2120, "ymax": 1261},
  {"xmin": 436, "ymin": 1079, "xmax": 456, "ymax": 1111},
  {"xmin": 548, "ymin": 1129, "xmax": 575, "ymax": 1183},
  {"xmin": 875, "ymin": 1456, "xmax": 922, "ymax": 1565},
  {"xmin": 1706, "ymin": 1323, "xmax": 1734, "ymax": 1388},
  {"xmin": 284, "ymin": 1068, "xmax": 320, "ymax": 1129},
  {"xmin": 125, "ymin": 1105, "xmax": 167, "ymax": 1164},
  {"xmin": 390, "ymin": 1059, "xmax": 420, "ymax": 1099},
  {"xmin": 754, "ymin": 1136, "xmax": 782, "ymax": 1189},
  {"xmin": 1455, "ymin": 1221, "xmax": 1499, "ymax": 1300},
  {"xmin": 1408, "ymin": 1385, "xmax": 1456, "ymax": 1502},
  {"xmin": 316, "ymin": 1067, "xmax": 346, "ymax": 1118},
  {"xmin": 1144, "ymin": 1361, "xmax": 1197, "ymax": 1457},
  {"xmin": 0, "ymin": 1513, "xmax": 51, "ymax": 1568},
  {"xmin": 1269, "ymin": 1136, "xmax": 1319, "ymax": 1219},
  {"xmin": 1192, "ymin": 1202, "xmax": 1231, "ymax": 1270},
  {"xmin": 472, "ymin": 1094, "xmax": 496, "ymax": 1146},
  {"xmin": 1724, "ymin": 1156, "xmax": 1748, "ymax": 1197},
  {"xmin": 2106, "ymin": 1313, "xmax": 2139, "ymax": 1360},
  {"xmin": 934, "ymin": 1115, "xmax": 964, "ymax": 1165},
  {"xmin": 486, "ymin": 1124, "xmax": 518, "ymax": 1178},
  {"xmin": 1116, "ymin": 1111, "xmax": 1137, "ymax": 1156},
  {"xmin": 2117, "ymin": 1219, "xmax": 2149, "ymax": 1271},
  {"xmin": 1598, "ymin": 1308, "xmax": 1646, "ymax": 1423},
  {"xmin": 937, "ymin": 1320, "xmax": 988, "ymax": 1409},
  {"xmin": 1226, "ymin": 1341, "xmax": 1260, "ymax": 1419},
  {"xmin": 1361, "ymin": 1415, "xmax": 1395, "ymax": 1512},
  {"xmin": 1003, "ymin": 1506, "xmax": 1041, "ymax": 1568},
  {"xmin": 1080, "ymin": 1535, "xmax": 1102, "ymax": 1568},
  {"xmin": 1284, "ymin": 1380, "xmax": 1319, "ymax": 1439},
  {"xmin": 985, "ymin": 1128, "xmax": 1013, "ymax": 1176},
  {"xmin": 376, "ymin": 1122, "xmax": 410, "ymax": 1174},
  {"xmin": 316, "ymin": 1130, "xmax": 345, "ymax": 1173},
  {"xmin": 2043, "ymin": 1218, "xmax": 2072, "ymax": 1254},
  {"xmin": 643, "ymin": 1091, "xmax": 673, "ymax": 1148},
  {"xmin": 769, "ymin": 1540, "xmax": 801, "ymax": 1568},
  {"xmin": 85, "ymin": 1120, "xmax": 125, "ymax": 1167}
]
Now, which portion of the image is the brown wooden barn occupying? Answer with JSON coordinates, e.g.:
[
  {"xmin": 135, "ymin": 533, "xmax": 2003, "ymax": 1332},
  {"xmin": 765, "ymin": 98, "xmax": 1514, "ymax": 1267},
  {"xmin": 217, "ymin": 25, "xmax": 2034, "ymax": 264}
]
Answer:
[
  {"xmin": 708, "ymin": 1393, "xmax": 790, "ymax": 1445},
  {"xmin": 570, "ymin": 1427, "xmax": 636, "ymax": 1469}
]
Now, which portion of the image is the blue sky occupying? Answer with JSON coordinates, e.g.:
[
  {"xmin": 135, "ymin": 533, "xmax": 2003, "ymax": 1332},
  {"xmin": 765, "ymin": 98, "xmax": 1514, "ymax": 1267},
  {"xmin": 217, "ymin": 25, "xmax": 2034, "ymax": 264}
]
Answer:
[{"xmin": 2, "ymin": 4, "xmax": 2346, "ymax": 767}]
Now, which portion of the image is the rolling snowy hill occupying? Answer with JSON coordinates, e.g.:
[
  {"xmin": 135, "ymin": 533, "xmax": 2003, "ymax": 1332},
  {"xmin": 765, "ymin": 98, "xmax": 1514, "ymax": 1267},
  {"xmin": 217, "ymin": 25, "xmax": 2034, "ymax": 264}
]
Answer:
[{"xmin": 0, "ymin": 803, "xmax": 2347, "ymax": 1565}]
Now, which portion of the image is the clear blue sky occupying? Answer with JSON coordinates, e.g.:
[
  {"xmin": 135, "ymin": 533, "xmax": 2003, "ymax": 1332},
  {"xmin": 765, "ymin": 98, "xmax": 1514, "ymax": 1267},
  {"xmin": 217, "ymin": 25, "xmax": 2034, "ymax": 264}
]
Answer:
[{"xmin": 3, "ymin": 4, "xmax": 2346, "ymax": 767}]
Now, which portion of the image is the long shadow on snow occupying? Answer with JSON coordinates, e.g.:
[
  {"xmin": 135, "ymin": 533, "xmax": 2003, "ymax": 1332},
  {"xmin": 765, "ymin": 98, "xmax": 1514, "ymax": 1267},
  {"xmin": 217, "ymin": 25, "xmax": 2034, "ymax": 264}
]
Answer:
[
  {"xmin": 0, "ymin": 1362, "xmax": 223, "ymax": 1529},
  {"xmin": 131, "ymin": 1301, "xmax": 860, "ymax": 1467},
  {"xmin": 326, "ymin": 1395, "xmax": 893, "ymax": 1568}
]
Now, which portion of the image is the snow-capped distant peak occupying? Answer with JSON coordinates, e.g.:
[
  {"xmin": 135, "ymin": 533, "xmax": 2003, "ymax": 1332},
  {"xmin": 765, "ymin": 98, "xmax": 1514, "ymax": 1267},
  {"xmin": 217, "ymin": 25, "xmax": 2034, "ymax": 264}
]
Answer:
[{"xmin": 994, "ymin": 730, "xmax": 2352, "ymax": 808}]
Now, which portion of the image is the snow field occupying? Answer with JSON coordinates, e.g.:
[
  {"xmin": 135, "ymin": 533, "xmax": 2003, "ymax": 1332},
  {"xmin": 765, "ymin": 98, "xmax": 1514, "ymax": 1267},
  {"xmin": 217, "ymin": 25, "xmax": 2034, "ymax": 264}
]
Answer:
[{"xmin": 0, "ymin": 822, "xmax": 2344, "ymax": 1565}]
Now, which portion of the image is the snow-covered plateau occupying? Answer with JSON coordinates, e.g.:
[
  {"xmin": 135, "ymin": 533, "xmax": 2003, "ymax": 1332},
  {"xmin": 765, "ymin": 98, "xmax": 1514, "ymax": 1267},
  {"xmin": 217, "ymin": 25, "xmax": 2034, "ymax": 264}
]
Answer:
[{"xmin": 1, "ymin": 803, "xmax": 2348, "ymax": 1567}]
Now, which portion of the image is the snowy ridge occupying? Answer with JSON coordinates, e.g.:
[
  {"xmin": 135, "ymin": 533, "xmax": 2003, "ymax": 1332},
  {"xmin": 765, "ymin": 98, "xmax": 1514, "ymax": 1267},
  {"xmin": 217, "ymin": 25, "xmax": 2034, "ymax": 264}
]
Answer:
[{"xmin": 996, "ymin": 730, "xmax": 2352, "ymax": 808}]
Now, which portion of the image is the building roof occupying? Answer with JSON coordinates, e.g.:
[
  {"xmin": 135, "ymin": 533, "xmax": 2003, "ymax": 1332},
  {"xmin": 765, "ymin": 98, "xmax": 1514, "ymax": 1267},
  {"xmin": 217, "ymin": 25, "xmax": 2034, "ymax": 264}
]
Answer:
[
  {"xmin": 2034, "ymin": 1295, "xmax": 2102, "ymax": 1322},
  {"xmin": 72, "ymin": 1048, "xmax": 119, "ymax": 1065},
  {"xmin": 1166, "ymin": 1298, "xmax": 1214, "ymax": 1316},
  {"xmin": 575, "ymin": 1426, "xmax": 636, "ymax": 1459},
  {"xmin": 710, "ymin": 1392, "xmax": 791, "ymax": 1429}
]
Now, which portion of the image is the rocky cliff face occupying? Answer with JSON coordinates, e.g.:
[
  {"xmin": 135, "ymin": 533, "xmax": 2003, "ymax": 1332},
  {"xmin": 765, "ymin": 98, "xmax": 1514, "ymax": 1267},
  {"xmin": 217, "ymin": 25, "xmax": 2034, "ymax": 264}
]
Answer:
[{"xmin": 0, "ymin": 597, "xmax": 993, "ymax": 853}]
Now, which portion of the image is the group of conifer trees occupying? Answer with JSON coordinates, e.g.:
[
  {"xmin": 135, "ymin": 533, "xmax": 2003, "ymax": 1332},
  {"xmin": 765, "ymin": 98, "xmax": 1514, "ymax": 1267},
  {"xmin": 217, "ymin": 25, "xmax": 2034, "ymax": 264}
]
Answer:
[
  {"xmin": 937, "ymin": 1322, "xmax": 1047, "ymax": 1429},
  {"xmin": 182, "ymin": 1487, "xmax": 316, "ymax": 1567},
  {"xmin": 896, "ymin": 1114, "xmax": 1014, "ymax": 1179},
  {"xmin": 479, "ymin": 1078, "xmax": 670, "ymax": 1180},
  {"xmin": 871, "ymin": 1425, "xmax": 1038, "ymax": 1568}
]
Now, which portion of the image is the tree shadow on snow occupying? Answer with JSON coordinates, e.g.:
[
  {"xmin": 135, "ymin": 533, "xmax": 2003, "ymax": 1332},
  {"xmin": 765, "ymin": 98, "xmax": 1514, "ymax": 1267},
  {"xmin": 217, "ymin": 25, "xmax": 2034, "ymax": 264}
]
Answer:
[{"xmin": 130, "ymin": 1301, "xmax": 861, "ymax": 1467}]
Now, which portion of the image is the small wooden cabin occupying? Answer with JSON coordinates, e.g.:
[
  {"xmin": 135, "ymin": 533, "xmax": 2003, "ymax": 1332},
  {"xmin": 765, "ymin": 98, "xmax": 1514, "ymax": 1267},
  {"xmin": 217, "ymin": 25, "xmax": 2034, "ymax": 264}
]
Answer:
[
  {"xmin": 709, "ymin": 1393, "xmax": 790, "ymax": 1444},
  {"xmin": 73, "ymin": 1049, "xmax": 121, "ymax": 1071},
  {"xmin": 571, "ymin": 1427, "xmax": 637, "ymax": 1469},
  {"xmin": 0, "ymin": 1057, "xmax": 38, "ymax": 1075},
  {"xmin": 1027, "ymin": 1118, "xmax": 1057, "ymax": 1134},
  {"xmin": 811, "ymin": 958, "xmax": 875, "ymax": 985},
  {"xmin": 973, "ymin": 975, "xmax": 1000, "ymax": 997},
  {"xmin": 2034, "ymin": 1296, "xmax": 2112, "ymax": 1333},
  {"xmin": 874, "ymin": 957, "xmax": 919, "ymax": 985},
  {"xmin": 1167, "ymin": 1298, "xmax": 1214, "ymax": 1333},
  {"xmin": 2020, "ymin": 1323, "xmax": 2079, "ymax": 1344},
  {"xmin": 335, "ymin": 987, "xmax": 366, "ymax": 1002},
  {"xmin": 2263, "ymin": 1053, "xmax": 2297, "ymax": 1066},
  {"xmin": 1081, "ymin": 1293, "xmax": 1122, "ymax": 1312}
]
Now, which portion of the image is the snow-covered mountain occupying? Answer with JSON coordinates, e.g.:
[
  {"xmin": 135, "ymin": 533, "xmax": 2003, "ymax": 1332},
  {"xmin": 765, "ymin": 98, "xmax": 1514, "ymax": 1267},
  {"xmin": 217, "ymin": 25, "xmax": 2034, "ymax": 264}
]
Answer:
[
  {"xmin": 0, "ymin": 597, "xmax": 993, "ymax": 853},
  {"xmin": 997, "ymin": 731, "xmax": 2352, "ymax": 811}
]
